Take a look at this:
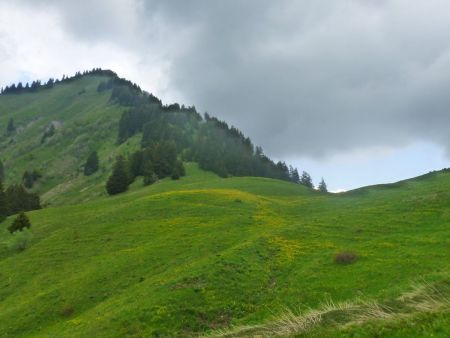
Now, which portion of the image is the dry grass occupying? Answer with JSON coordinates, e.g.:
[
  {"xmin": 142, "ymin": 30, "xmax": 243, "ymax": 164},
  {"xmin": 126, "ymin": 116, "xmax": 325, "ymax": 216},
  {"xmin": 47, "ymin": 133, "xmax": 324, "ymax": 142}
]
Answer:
[
  {"xmin": 399, "ymin": 279, "xmax": 450, "ymax": 312},
  {"xmin": 206, "ymin": 279, "xmax": 450, "ymax": 337}
]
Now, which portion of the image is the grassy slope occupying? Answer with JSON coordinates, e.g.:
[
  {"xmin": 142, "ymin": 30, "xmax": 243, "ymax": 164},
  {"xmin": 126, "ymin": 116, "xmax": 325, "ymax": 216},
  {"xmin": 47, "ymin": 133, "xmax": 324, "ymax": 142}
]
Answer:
[
  {"xmin": 0, "ymin": 164, "xmax": 449, "ymax": 337},
  {"xmin": 0, "ymin": 75, "xmax": 140, "ymax": 207}
]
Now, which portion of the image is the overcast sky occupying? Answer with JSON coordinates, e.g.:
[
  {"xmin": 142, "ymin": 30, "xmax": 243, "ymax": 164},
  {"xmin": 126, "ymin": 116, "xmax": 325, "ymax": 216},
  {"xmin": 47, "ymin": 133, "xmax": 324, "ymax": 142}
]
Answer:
[{"xmin": 2, "ymin": 0, "xmax": 450, "ymax": 191}]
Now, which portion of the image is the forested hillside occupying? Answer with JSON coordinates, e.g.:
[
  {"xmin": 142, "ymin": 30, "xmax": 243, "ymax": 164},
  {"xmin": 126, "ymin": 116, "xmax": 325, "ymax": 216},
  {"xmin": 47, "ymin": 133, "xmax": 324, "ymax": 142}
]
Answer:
[{"xmin": 0, "ymin": 69, "xmax": 311, "ymax": 208}]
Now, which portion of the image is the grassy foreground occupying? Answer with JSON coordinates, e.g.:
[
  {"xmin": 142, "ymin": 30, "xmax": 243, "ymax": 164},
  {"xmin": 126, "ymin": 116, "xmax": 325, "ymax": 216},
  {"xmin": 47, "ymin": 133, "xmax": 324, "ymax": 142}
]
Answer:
[{"xmin": 0, "ymin": 164, "xmax": 449, "ymax": 337}]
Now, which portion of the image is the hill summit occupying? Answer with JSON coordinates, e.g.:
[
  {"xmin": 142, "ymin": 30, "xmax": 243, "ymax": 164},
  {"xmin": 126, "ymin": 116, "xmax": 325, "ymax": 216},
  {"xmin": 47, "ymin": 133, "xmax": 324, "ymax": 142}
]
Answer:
[{"xmin": 0, "ymin": 69, "xmax": 307, "ymax": 206}]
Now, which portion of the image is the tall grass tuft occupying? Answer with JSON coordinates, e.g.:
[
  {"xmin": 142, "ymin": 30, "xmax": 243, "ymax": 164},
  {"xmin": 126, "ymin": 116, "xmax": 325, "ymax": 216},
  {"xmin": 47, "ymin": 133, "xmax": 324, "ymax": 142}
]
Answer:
[{"xmin": 206, "ymin": 279, "xmax": 450, "ymax": 337}]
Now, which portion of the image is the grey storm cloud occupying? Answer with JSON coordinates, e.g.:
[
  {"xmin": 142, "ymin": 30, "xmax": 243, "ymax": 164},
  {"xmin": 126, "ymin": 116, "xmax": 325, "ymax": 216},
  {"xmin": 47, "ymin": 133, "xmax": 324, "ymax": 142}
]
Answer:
[{"xmin": 6, "ymin": 0, "xmax": 450, "ymax": 158}]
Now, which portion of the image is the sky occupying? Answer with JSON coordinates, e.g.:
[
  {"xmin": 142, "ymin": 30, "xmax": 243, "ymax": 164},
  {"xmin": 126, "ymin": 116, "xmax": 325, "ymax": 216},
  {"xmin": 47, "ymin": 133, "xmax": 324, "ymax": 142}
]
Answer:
[{"xmin": 1, "ymin": 0, "xmax": 450, "ymax": 191}]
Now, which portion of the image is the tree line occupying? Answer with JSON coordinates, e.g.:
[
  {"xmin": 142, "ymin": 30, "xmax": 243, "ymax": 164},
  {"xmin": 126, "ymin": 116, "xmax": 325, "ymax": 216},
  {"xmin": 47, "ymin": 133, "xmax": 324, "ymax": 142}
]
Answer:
[{"xmin": 0, "ymin": 68, "xmax": 116, "ymax": 95}]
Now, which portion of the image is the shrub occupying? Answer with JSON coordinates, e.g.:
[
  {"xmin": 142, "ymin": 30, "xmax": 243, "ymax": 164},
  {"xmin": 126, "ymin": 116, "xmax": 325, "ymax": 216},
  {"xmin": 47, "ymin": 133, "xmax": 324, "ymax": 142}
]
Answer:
[
  {"xmin": 22, "ymin": 169, "xmax": 42, "ymax": 188},
  {"xmin": 60, "ymin": 306, "xmax": 74, "ymax": 317},
  {"xmin": 334, "ymin": 252, "xmax": 358, "ymax": 265},
  {"xmin": 84, "ymin": 151, "xmax": 99, "ymax": 176},
  {"xmin": 6, "ymin": 228, "xmax": 33, "ymax": 252},
  {"xmin": 171, "ymin": 168, "xmax": 181, "ymax": 180},
  {"xmin": 8, "ymin": 212, "xmax": 31, "ymax": 233},
  {"xmin": 144, "ymin": 172, "xmax": 158, "ymax": 186},
  {"xmin": 41, "ymin": 124, "xmax": 56, "ymax": 144},
  {"xmin": 5, "ymin": 184, "xmax": 41, "ymax": 215}
]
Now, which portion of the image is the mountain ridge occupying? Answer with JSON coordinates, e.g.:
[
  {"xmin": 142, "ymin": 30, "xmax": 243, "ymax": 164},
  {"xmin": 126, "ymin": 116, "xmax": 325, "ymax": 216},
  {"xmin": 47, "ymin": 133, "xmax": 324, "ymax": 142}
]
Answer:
[{"xmin": 0, "ymin": 69, "xmax": 309, "ymax": 207}]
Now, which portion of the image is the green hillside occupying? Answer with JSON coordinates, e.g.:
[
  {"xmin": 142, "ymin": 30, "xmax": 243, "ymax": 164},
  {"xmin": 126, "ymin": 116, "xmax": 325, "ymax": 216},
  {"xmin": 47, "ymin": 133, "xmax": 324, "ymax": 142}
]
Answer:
[
  {"xmin": 0, "ymin": 73, "xmax": 449, "ymax": 337},
  {"xmin": 0, "ymin": 73, "xmax": 142, "ymax": 207},
  {"xmin": 0, "ymin": 164, "xmax": 449, "ymax": 337}
]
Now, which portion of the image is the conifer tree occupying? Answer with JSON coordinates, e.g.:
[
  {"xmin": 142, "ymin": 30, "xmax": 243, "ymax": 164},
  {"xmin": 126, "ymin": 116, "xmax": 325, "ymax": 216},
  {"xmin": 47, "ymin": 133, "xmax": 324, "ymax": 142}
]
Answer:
[
  {"xmin": 22, "ymin": 171, "xmax": 33, "ymax": 189},
  {"xmin": 300, "ymin": 171, "xmax": 314, "ymax": 188},
  {"xmin": 5, "ymin": 184, "xmax": 41, "ymax": 215},
  {"xmin": 106, "ymin": 156, "xmax": 129, "ymax": 195},
  {"xmin": 7, "ymin": 118, "xmax": 15, "ymax": 134},
  {"xmin": 22, "ymin": 170, "xmax": 42, "ymax": 189},
  {"xmin": 171, "ymin": 166, "xmax": 181, "ymax": 180},
  {"xmin": 0, "ymin": 178, "xmax": 7, "ymax": 222},
  {"xmin": 8, "ymin": 212, "xmax": 31, "ymax": 234},
  {"xmin": 84, "ymin": 151, "xmax": 99, "ymax": 176},
  {"xmin": 142, "ymin": 160, "xmax": 158, "ymax": 186},
  {"xmin": 318, "ymin": 178, "xmax": 328, "ymax": 192},
  {"xmin": 0, "ymin": 159, "xmax": 4, "ymax": 181},
  {"xmin": 290, "ymin": 167, "xmax": 300, "ymax": 183}
]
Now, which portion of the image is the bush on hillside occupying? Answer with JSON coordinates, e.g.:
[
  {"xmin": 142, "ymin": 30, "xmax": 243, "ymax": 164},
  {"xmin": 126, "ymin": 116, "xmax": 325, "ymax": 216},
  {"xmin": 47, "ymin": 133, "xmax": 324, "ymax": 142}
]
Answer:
[
  {"xmin": 84, "ymin": 151, "xmax": 99, "ymax": 176},
  {"xmin": 40, "ymin": 124, "xmax": 56, "ymax": 144},
  {"xmin": 0, "ymin": 178, "xmax": 7, "ymax": 222},
  {"xmin": 22, "ymin": 170, "xmax": 42, "ymax": 189},
  {"xmin": 5, "ymin": 184, "xmax": 41, "ymax": 215},
  {"xmin": 60, "ymin": 306, "xmax": 74, "ymax": 317},
  {"xmin": 0, "ymin": 159, "xmax": 4, "ymax": 181},
  {"xmin": 144, "ymin": 172, "xmax": 158, "ymax": 186},
  {"xmin": 6, "ymin": 228, "xmax": 33, "ymax": 252},
  {"xmin": 8, "ymin": 212, "xmax": 32, "ymax": 233},
  {"xmin": 6, "ymin": 118, "xmax": 15, "ymax": 134},
  {"xmin": 334, "ymin": 252, "xmax": 358, "ymax": 265}
]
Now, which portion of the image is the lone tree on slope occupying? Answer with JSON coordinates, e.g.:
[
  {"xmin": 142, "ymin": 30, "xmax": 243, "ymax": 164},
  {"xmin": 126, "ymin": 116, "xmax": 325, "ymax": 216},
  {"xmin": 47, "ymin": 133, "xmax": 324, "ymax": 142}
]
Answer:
[
  {"xmin": 0, "ymin": 159, "xmax": 4, "ymax": 181},
  {"xmin": 300, "ymin": 171, "xmax": 314, "ymax": 189},
  {"xmin": 318, "ymin": 178, "xmax": 328, "ymax": 193},
  {"xmin": 6, "ymin": 118, "xmax": 15, "ymax": 134},
  {"xmin": 84, "ymin": 151, "xmax": 99, "ymax": 176},
  {"xmin": 8, "ymin": 212, "xmax": 31, "ymax": 234},
  {"xmin": 106, "ymin": 155, "xmax": 129, "ymax": 195},
  {"xmin": 0, "ymin": 178, "xmax": 7, "ymax": 222}
]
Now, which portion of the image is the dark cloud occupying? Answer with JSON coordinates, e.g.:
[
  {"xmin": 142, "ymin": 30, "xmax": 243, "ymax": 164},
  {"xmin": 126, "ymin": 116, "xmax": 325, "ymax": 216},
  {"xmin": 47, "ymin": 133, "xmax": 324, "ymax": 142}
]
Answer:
[{"xmin": 5, "ymin": 0, "xmax": 450, "ymax": 159}]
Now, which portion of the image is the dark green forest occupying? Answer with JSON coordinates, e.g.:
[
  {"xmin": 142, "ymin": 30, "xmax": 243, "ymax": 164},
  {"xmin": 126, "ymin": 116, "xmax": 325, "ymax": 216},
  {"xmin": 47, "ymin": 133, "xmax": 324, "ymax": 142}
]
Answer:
[{"xmin": 96, "ymin": 70, "xmax": 308, "ymax": 187}]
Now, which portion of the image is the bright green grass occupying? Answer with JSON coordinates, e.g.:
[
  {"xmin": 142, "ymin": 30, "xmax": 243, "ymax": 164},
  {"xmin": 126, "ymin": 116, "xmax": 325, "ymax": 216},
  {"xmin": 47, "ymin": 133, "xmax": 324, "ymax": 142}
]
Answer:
[{"xmin": 0, "ymin": 163, "xmax": 449, "ymax": 337}]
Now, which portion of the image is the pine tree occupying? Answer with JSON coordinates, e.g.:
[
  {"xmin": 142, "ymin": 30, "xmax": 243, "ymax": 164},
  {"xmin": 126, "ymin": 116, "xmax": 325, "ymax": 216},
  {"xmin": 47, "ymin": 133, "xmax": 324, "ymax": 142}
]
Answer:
[
  {"xmin": 300, "ymin": 171, "xmax": 314, "ymax": 188},
  {"xmin": 5, "ymin": 184, "xmax": 41, "ymax": 215},
  {"xmin": 0, "ymin": 159, "xmax": 4, "ymax": 181},
  {"xmin": 128, "ymin": 150, "xmax": 145, "ymax": 182},
  {"xmin": 22, "ymin": 170, "xmax": 42, "ymax": 189},
  {"xmin": 318, "ymin": 178, "xmax": 328, "ymax": 192},
  {"xmin": 0, "ymin": 178, "xmax": 7, "ymax": 222},
  {"xmin": 7, "ymin": 118, "xmax": 15, "ymax": 134},
  {"xmin": 290, "ymin": 167, "xmax": 300, "ymax": 183},
  {"xmin": 84, "ymin": 151, "xmax": 99, "ymax": 176},
  {"xmin": 171, "ymin": 166, "xmax": 181, "ymax": 180},
  {"xmin": 22, "ymin": 171, "xmax": 33, "ymax": 189},
  {"xmin": 106, "ymin": 156, "xmax": 129, "ymax": 195},
  {"xmin": 8, "ymin": 212, "xmax": 31, "ymax": 234}
]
